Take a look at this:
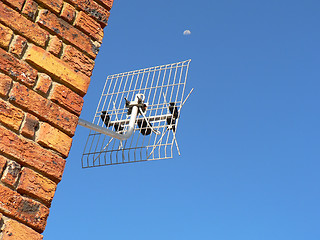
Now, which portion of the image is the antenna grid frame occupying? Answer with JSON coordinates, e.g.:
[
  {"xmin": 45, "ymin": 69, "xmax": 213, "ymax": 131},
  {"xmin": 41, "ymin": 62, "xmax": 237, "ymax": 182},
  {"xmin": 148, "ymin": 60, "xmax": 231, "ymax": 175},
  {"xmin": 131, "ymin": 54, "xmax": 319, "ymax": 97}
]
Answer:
[{"xmin": 81, "ymin": 59, "xmax": 191, "ymax": 168}]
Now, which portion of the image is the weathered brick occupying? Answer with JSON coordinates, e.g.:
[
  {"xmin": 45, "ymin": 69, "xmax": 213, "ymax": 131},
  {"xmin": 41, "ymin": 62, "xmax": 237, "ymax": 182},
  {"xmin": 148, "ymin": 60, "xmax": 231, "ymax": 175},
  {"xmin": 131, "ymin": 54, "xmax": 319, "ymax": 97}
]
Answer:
[
  {"xmin": 25, "ymin": 45, "xmax": 90, "ymax": 96},
  {"xmin": 0, "ymin": 98, "xmax": 24, "ymax": 132},
  {"xmin": 9, "ymin": 82, "xmax": 78, "ymax": 136},
  {"xmin": 75, "ymin": 11, "xmax": 103, "ymax": 43},
  {"xmin": 37, "ymin": 9, "xmax": 98, "ymax": 58},
  {"xmin": 60, "ymin": 2, "xmax": 76, "ymax": 23},
  {"xmin": 62, "ymin": 45, "xmax": 95, "ymax": 77},
  {"xmin": 0, "ymin": 46, "xmax": 37, "ymax": 87},
  {"xmin": 0, "ymin": 184, "xmax": 49, "ymax": 233},
  {"xmin": 37, "ymin": 0, "xmax": 63, "ymax": 14},
  {"xmin": 2, "ymin": 219, "xmax": 43, "ymax": 240},
  {"xmin": 0, "ymin": 125, "xmax": 65, "ymax": 182},
  {"xmin": 0, "ymin": 23, "xmax": 13, "ymax": 49},
  {"xmin": 17, "ymin": 167, "xmax": 57, "ymax": 206},
  {"xmin": 1, "ymin": 160, "xmax": 21, "ymax": 187},
  {"xmin": 21, "ymin": 0, "xmax": 38, "ymax": 21},
  {"xmin": 0, "ymin": 73, "xmax": 12, "ymax": 97},
  {"xmin": 0, "ymin": 2, "xmax": 49, "ymax": 47},
  {"xmin": 37, "ymin": 122, "xmax": 72, "ymax": 158},
  {"xmin": 35, "ymin": 73, "xmax": 52, "ymax": 95},
  {"xmin": 0, "ymin": 155, "xmax": 7, "ymax": 174},
  {"xmin": 47, "ymin": 36, "xmax": 62, "ymax": 56},
  {"xmin": 21, "ymin": 113, "xmax": 39, "ymax": 139},
  {"xmin": 50, "ymin": 84, "xmax": 84, "ymax": 116},
  {"xmin": 2, "ymin": 0, "xmax": 25, "ymax": 11},
  {"xmin": 66, "ymin": 0, "xmax": 110, "ymax": 26},
  {"xmin": 9, "ymin": 35, "xmax": 28, "ymax": 58},
  {"xmin": 95, "ymin": 0, "xmax": 113, "ymax": 11}
]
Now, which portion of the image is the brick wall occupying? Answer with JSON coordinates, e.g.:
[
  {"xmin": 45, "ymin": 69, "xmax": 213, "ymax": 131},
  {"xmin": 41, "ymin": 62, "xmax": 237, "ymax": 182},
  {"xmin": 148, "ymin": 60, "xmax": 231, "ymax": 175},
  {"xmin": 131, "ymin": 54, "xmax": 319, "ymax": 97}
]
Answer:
[{"xmin": 0, "ymin": 0, "xmax": 114, "ymax": 238}]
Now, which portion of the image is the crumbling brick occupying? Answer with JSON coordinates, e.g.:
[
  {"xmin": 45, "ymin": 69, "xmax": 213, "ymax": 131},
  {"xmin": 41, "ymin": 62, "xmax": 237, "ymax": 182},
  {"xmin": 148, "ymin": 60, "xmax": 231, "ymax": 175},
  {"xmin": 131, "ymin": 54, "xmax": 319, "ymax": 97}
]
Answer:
[
  {"xmin": 0, "ymin": 2, "xmax": 49, "ymax": 47},
  {"xmin": 9, "ymin": 82, "xmax": 78, "ymax": 136},
  {"xmin": 62, "ymin": 44, "xmax": 95, "ymax": 77},
  {"xmin": 75, "ymin": 11, "xmax": 104, "ymax": 43},
  {"xmin": 2, "ymin": 0, "xmax": 26, "ymax": 11},
  {"xmin": 17, "ymin": 167, "xmax": 57, "ymax": 206},
  {"xmin": 0, "ymin": 73, "xmax": 12, "ymax": 98},
  {"xmin": 0, "ymin": 155, "xmax": 7, "ymax": 175},
  {"xmin": 0, "ymin": 125, "xmax": 66, "ymax": 182},
  {"xmin": 1, "ymin": 160, "xmax": 21, "ymax": 187},
  {"xmin": 0, "ymin": 98, "xmax": 24, "ymax": 132},
  {"xmin": 2, "ymin": 218, "xmax": 43, "ymax": 240},
  {"xmin": 0, "ymin": 23, "xmax": 13, "ymax": 50},
  {"xmin": 66, "ymin": 0, "xmax": 110, "ymax": 27},
  {"xmin": 21, "ymin": 0, "xmax": 38, "ymax": 21},
  {"xmin": 0, "ymin": 184, "xmax": 49, "ymax": 233},
  {"xmin": 37, "ymin": 122, "xmax": 73, "ymax": 158},
  {"xmin": 35, "ymin": 73, "xmax": 52, "ymax": 95},
  {"xmin": 95, "ymin": 0, "xmax": 113, "ymax": 11},
  {"xmin": 21, "ymin": 113, "xmax": 39, "ymax": 139},
  {"xmin": 47, "ymin": 36, "xmax": 63, "ymax": 56},
  {"xmin": 60, "ymin": 2, "xmax": 76, "ymax": 23},
  {"xmin": 50, "ymin": 84, "xmax": 84, "ymax": 116},
  {"xmin": 25, "ymin": 44, "xmax": 90, "ymax": 96},
  {"xmin": 0, "ymin": 47, "xmax": 37, "ymax": 87},
  {"xmin": 37, "ymin": 9, "xmax": 98, "ymax": 58},
  {"xmin": 37, "ymin": 0, "xmax": 63, "ymax": 14},
  {"xmin": 9, "ymin": 35, "xmax": 28, "ymax": 58}
]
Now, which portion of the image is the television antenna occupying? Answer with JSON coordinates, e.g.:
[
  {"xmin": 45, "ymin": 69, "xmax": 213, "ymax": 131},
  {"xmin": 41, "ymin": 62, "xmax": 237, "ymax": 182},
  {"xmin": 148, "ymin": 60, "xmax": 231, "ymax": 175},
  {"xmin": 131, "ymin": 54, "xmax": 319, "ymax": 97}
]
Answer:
[{"xmin": 78, "ymin": 59, "xmax": 193, "ymax": 168}]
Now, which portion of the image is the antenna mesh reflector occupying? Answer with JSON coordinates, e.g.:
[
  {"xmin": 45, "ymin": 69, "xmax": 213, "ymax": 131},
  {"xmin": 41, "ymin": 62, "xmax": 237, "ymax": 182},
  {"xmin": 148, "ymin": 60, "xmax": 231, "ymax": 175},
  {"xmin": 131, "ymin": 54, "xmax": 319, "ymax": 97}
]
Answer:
[{"xmin": 81, "ymin": 59, "xmax": 191, "ymax": 168}]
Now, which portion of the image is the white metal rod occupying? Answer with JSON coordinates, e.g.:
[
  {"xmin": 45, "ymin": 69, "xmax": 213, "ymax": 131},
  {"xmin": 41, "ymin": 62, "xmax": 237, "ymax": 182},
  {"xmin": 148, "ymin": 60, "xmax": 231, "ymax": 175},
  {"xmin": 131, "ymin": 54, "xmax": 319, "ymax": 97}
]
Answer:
[
  {"xmin": 110, "ymin": 113, "xmax": 174, "ymax": 126},
  {"xmin": 78, "ymin": 105, "xmax": 139, "ymax": 141}
]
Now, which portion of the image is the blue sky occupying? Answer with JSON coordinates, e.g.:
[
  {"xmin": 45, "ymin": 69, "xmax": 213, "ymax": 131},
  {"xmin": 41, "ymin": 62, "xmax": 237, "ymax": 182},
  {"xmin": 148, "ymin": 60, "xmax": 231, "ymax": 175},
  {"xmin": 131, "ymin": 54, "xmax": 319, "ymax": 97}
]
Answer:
[{"xmin": 44, "ymin": 1, "xmax": 320, "ymax": 239}]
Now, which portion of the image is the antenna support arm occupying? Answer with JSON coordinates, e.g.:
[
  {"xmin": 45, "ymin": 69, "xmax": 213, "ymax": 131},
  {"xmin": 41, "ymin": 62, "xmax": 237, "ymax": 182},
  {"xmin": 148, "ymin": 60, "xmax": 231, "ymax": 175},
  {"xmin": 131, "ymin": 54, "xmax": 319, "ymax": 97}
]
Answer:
[{"xmin": 78, "ymin": 95, "xmax": 141, "ymax": 141}]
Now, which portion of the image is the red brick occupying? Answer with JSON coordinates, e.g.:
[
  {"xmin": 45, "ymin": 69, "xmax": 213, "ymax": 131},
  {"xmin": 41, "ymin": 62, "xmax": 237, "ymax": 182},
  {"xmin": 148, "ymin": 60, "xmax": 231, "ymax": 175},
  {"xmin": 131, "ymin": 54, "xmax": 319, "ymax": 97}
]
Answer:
[
  {"xmin": 0, "ymin": 98, "xmax": 24, "ymax": 132},
  {"xmin": 60, "ymin": 2, "xmax": 76, "ymax": 23},
  {"xmin": 2, "ymin": 219, "xmax": 43, "ymax": 240},
  {"xmin": 0, "ymin": 2, "xmax": 49, "ymax": 47},
  {"xmin": 95, "ymin": 0, "xmax": 113, "ymax": 11},
  {"xmin": 37, "ymin": 122, "xmax": 73, "ymax": 158},
  {"xmin": 66, "ymin": 0, "xmax": 110, "ymax": 27},
  {"xmin": 75, "ymin": 11, "xmax": 103, "ymax": 43},
  {"xmin": 0, "ymin": 23, "xmax": 13, "ymax": 49},
  {"xmin": 0, "ymin": 48, "xmax": 37, "ymax": 87},
  {"xmin": 9, "ymin": 82, "xmax": 78, "ymax": 136},
  {"xmin": 2, "ymin": 0, "xmax": 25, "ymax": 11},
  {"xmin": 0, "ymin": 184, "xmax": 49, "ymax": 233},
  {"xmin": 0, "ymin": 125, "xmax": 65, "ymax": 182},
  {"xmin": 37, "ymin": 0, "xmax": 63, "ymax": 14},
  {"xmin": 0, "ymin": 155, "xmax": 7, "ymax": 174},
  {"xmin": 62, "ymin": 45, "xmax": 95, "ymax": 77},
  {"xmin": 47, "ymin": 36, "xmax": 62, "ymax": 56},
  {"xmin": 21, "ymin": 113, "xmax": 39, "ymax": 139},
  {"xmin": 21, "ymin": 0, "xmax": 38, "ymax": 21},
  {"xmin": 35, "ymin": 73, "xmax": 52, "ymax": 95},
  {"xmin": 37, "ymin": 9, "xmax": 98, "ymax": 58},
  {"xmin": 0, "ymin": 73, "xmax": 12, "ymax": 98},
  {"xmin": 9, "ymin": 35, "xmax": 27, "ymax": 58},
  {"xmin": 50, "ymin": 84, "xmax": 84, "ymax": 116},
  {"xmin": 25, "ymin": 45, "xmax": 90, "ymax": 96},
  {"xmin": 17, "ymin": 168, "xmax": 57, "ymax": 206},
  {"xmin": 1, "ymin": 160, "xmax": 21, "ymax": 187}
]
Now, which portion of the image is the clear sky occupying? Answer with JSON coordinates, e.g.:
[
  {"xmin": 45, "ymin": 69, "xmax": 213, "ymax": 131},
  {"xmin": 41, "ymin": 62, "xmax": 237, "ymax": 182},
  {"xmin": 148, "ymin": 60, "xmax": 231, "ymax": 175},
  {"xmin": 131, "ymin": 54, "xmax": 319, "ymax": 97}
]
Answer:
[{"xmin": 44, "ymin": 1, "xmax": 320, "ymax": 239}]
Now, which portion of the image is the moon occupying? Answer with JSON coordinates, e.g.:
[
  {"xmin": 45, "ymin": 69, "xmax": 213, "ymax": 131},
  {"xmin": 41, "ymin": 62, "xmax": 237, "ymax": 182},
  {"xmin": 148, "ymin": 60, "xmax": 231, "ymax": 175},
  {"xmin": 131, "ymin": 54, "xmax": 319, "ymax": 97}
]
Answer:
[{"xmin": 183, "ymin": 30, "xmax": 191, "ymax": 35}]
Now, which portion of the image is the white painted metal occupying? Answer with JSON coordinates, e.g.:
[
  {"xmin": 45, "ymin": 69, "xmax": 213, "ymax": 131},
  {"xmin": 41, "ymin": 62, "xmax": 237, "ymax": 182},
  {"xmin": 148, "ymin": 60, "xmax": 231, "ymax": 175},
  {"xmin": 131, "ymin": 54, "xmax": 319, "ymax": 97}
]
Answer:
[
  {"xmin": 78, "ymin": 95, "xmax": 140, "ymax": 140},
  {"xmin": 81, "ymin": 59, "xmax": 192, "ymax": 168}
]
